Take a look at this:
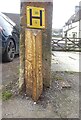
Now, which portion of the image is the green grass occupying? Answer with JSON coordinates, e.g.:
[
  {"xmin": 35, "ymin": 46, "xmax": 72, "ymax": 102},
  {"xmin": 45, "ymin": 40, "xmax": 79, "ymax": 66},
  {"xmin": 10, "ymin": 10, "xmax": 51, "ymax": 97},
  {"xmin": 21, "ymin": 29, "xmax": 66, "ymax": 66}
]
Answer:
[
  {"xmin": 2, "ymin": 90, "xmax": 12, "ymax": 101},
  {"xmin": 55, "ymin": 76, "xmax": 63, "ymax": 81}
]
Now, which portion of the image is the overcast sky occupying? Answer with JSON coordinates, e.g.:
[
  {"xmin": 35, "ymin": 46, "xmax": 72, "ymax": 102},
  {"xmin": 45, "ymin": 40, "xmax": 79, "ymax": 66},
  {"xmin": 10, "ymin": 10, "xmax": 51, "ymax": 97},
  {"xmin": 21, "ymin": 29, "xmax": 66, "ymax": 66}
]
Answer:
[{"xmin": 0, "ymin": 0, "xmax": 80, "ymax": 28}]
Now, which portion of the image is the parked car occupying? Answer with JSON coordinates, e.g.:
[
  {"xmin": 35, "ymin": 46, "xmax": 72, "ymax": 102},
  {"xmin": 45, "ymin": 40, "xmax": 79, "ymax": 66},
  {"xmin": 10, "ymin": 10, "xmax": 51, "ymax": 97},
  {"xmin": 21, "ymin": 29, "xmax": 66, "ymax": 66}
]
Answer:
[{"xmin": 0, "ymin": 12, "xmax": 19, "ymax": 62}]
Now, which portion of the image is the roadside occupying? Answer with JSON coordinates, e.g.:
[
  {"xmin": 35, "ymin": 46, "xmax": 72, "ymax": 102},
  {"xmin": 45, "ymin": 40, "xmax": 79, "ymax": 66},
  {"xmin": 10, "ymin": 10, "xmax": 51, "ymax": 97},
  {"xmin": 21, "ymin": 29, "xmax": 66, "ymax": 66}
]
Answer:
[
  {"xmin": 2, "ymin": 71, "xmax": 79, "ymax": 118},
  {"xmin": 51, "ymin": 51, "xmax": 80, "ymax": 72},
  {"xmin": 2, "ymin": 52, "xmax": 80, "ymax": 118}
]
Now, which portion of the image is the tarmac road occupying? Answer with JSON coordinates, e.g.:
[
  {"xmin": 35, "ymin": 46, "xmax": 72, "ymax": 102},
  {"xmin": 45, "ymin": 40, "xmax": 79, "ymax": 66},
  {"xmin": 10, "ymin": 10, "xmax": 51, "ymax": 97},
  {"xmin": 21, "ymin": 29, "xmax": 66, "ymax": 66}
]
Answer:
[{"xmin": 51, "ymin": 51, "xmax": 80, "ymax": 72}]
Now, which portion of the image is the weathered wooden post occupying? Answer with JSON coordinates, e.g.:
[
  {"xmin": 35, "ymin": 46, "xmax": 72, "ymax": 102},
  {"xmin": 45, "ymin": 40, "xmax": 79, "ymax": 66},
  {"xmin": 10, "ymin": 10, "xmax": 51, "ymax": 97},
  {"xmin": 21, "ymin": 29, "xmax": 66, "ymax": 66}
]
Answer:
[{"xmin": 19, "ymin": 0, "xmax": 53, "ymax": 101}]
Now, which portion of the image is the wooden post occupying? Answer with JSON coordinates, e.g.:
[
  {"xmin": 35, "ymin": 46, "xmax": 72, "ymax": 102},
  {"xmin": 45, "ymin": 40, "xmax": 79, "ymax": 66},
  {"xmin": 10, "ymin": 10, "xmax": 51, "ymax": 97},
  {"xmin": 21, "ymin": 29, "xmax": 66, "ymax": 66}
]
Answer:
[
  {"xmin": 25, "ymin": 29, "xmax": 43, "ymax": 101},
  {"xmin": 19, "ymin": 0, "xmax": 53, "ymax": 101},
  {"xmin": 19, "ymin": 27, "xmax": 25, "ymax": 91}
]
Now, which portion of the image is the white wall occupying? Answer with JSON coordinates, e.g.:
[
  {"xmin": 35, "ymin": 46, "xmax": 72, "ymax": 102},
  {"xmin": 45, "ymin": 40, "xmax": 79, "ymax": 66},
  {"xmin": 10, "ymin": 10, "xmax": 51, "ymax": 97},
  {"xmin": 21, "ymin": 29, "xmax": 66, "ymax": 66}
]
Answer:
[
  {"xmin": 79, "ymin": 1, "xmax": 81, "ymax": 38},
  {"xmin": 79, "ymin": 20, "xmax": 81, "ymax": 38},
  {"xmin": 67, "ymin": 21, "xmax": 79, "ymax": 38},
  {"xmin": 62, "ymin": 21, "xmax": 79, "ymax": 38}
]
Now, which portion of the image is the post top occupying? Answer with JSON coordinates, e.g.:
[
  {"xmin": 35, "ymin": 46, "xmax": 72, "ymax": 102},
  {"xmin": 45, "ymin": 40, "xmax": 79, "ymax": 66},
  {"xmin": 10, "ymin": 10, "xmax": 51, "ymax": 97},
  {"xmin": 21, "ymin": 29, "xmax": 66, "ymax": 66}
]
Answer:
[{"xmin": 21, "ymin": 0, "xmax": 53, "ymax": 2}]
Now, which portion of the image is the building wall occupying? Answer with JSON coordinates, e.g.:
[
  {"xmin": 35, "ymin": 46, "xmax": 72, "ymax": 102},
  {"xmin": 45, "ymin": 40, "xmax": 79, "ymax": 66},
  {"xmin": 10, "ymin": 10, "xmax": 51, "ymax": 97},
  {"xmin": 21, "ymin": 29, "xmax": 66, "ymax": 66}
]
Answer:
[
  {"xmin": 79, "ymin": 20, "xmax": 81, "ymax": 38},
  {"xmin": 67, "ymin": 21, "xmax": 79, "ymax": 38},
  {"xmin": 63, "ymin": 21, "xmax": 79, "ymax": 38},
  {"xmin": 79, "ymin": 1, "xmax": 81, "ymax": 38}
]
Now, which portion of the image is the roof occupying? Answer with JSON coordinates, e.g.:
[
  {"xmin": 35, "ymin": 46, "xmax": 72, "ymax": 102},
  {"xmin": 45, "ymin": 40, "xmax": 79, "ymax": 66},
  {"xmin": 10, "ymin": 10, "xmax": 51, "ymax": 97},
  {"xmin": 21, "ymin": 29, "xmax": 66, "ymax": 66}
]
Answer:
[
  {"xmin": 66, "ymin": 9, "xmax": 81, "ymax": 25},
  {"xmin": 3, "ymin": 13, "xmax": 20, "ymax": 27}
]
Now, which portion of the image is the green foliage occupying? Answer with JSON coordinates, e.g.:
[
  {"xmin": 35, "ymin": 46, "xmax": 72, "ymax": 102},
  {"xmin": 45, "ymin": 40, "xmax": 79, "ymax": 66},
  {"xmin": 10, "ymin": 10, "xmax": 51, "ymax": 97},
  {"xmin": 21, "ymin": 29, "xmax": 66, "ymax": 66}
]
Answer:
[
  {"xmin": 2, "ymin": 91, "xmax": 12, "ymax": 101},
  {"xmin": 55, "ymin": 76, "xmax": 63, "ymax": 81}
]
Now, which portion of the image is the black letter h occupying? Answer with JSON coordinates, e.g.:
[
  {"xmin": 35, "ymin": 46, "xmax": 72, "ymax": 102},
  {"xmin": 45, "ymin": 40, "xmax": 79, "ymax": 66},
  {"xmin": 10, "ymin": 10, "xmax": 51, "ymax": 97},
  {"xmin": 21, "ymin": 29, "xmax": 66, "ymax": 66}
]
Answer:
[{"xmin": 30, "ymin": 9, "xmax": 42, "ymax": 26}]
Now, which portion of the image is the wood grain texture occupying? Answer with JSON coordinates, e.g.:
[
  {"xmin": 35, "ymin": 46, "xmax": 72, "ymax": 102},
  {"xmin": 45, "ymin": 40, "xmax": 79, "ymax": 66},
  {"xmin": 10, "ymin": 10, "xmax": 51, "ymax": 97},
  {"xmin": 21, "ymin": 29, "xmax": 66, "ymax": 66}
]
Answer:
[
  {"xmin": 21, "ymin": 0, "xmax": 53, "ymax": 2},
  {"xmin": 19, "ymin": 27, "xmax": 25, "ymax": 90},
  {"xmin": 25, "ymin": 29, "xmax": 43, "ymax": 101},
  {"xmin": 32, "ymin": 30, "xmax": 43, "ymax": 101},
  {"xmin": 20, "ymin": 2, "xmax": 53, "ymax": 100},
  {"xmin": 21, "ymin": 2, "xmax": 53, "ymax": 88},
  {"xmin": 25, "ymin": 30, "xmax": 33, "ymax": 96}
]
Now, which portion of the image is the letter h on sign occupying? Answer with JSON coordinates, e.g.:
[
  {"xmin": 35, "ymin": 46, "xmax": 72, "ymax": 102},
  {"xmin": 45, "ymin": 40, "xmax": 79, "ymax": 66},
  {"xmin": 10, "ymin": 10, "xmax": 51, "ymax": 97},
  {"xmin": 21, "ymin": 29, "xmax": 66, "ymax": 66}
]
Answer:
[
  {"xmin": 30, "ymin": 9, "xmax": 42, "ymax": 26},
  {"xmin": 27, "ymin": 6, "xmax": 45, "ymax": 29}
]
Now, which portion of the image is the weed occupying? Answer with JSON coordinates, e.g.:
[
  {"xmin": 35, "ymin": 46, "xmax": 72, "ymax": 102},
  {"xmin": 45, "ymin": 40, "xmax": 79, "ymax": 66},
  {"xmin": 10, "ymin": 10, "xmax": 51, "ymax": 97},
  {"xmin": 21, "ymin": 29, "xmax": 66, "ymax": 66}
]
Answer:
[
  {"xmin": 2, "ymin": 90, "xmax": 12, "ymax": 101},
  {"xmin": 55, "ymin": 76, "xmax": 63, "ymax": 81}
]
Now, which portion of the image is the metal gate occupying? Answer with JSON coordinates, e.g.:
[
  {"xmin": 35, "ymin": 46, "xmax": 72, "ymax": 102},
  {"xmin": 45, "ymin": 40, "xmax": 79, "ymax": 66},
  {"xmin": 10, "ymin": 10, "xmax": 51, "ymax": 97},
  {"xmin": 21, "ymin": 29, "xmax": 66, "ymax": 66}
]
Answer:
[{"xmin": 51, "ymin": 37, "xmax": 81, "ymax": 51}]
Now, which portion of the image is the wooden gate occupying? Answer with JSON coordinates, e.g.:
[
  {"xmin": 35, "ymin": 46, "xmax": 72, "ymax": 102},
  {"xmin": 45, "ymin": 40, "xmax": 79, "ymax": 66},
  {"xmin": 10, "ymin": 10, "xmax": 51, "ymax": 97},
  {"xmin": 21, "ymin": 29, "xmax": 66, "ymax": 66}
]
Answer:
[{"xmin": 51, "ymin": 37, "xmax": 81, "ymax": 51}]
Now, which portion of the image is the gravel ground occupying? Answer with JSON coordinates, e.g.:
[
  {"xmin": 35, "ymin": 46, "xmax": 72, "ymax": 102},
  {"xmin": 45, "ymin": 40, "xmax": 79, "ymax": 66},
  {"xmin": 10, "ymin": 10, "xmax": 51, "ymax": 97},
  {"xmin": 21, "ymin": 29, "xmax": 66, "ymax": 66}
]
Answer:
[
  {"xmin": 2, "ymin": 55, "xmax": 19, "ymax": 86},
  {"xmin": 2, "ymin": 53, "xmax": 80, "ymax": 118},
  {"xmin": 2, "ymin": 72, "xmax": 79, "ymax": 118}
]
